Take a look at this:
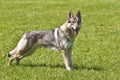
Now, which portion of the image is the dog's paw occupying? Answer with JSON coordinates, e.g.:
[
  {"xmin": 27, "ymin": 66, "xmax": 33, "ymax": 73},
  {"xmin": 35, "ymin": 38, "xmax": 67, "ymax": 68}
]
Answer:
[{"xmin": 66, "ymin": 67, "xmax": 73, "ymax": 71}]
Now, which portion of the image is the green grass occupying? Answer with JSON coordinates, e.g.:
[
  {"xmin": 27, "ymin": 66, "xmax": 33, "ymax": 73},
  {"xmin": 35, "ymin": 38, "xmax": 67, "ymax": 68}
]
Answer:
[{"xmin": 0, "ymin": 0, "xmax": 120, "ymax": 80}]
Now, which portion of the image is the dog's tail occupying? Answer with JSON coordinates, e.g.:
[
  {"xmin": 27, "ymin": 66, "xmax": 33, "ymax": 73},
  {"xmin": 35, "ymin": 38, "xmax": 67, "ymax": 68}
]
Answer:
[
  {"xmin": 8, "ymin": 53, "xmax": 11, "ymax": 57},
  {"xmin": 8, "ymin": 49, "xmax": 16, "ymax": 57}
]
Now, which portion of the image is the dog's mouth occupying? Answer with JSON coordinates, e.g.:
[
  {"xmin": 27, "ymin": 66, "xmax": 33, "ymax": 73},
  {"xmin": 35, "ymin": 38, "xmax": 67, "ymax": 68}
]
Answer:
[{"xmin": 72, "ymin": 27, "xmax": 79, "ymax": 35}]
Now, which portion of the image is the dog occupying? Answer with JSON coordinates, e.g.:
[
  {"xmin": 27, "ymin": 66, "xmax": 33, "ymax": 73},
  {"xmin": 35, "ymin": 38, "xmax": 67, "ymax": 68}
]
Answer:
[{"xmin": 8, "ymin": 11, "xmax": 82, "ymax": 71}]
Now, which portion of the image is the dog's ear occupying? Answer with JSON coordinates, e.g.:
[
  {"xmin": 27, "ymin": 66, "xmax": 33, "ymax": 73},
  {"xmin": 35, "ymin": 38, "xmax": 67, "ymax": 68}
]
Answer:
[
  {"xmin": 68, "ymin": 11, "xmax": 74, "ymax": 19},
  {"xmin": 76, "ymin": 11, "xmax": 81, "ymax": 23}
]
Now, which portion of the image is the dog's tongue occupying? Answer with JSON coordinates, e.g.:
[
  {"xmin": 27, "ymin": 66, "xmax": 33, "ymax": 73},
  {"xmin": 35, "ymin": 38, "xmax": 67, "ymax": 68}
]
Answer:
[{"xmin": 74, "ymin": 30, "xmax": 79, "ymax": 35}]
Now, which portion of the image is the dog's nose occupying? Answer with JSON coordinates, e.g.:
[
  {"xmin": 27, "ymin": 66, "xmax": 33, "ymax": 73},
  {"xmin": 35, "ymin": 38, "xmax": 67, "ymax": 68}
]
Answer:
[{"xmin": 72, "ymin": 27, "xmax": 79, "ymax": 31}]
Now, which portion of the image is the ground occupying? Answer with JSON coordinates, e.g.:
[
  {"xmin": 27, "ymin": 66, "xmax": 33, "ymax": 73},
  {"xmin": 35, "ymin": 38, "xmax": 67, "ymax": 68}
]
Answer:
[{"xmin": 0, "ymin": 0, "xmax": 120, "ymax": 80}]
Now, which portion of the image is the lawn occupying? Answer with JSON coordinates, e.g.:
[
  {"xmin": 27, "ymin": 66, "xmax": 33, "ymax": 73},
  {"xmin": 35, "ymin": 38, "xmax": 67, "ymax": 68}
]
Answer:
[{"xmin": 0, "ymin": 0, "xmax": 120, "ymax": 80}]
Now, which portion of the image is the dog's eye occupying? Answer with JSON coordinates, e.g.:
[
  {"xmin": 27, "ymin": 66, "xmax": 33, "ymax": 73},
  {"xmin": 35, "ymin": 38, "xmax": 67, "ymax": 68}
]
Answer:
[{"xmin": 72, "ymin": 21, "xmax": 75, "ymax": 23}]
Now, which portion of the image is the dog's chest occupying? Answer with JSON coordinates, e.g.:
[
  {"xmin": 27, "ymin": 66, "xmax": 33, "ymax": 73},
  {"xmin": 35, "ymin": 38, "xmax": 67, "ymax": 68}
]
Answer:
[{"xmin": 63, "ymin": 40, "xmax": 73, "ymax": 49}]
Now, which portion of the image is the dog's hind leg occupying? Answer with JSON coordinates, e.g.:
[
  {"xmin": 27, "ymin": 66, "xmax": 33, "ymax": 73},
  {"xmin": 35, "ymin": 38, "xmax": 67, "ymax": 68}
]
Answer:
[
  {"xmin": 8, "ymin": 47, "xmax": 17, "ymax": 57},
  {"xmin": 8, "ymin": 52, "xmax": 21, "ymax": 65},
  {"xmin": 8, "ymin": 34, "xmax": 29, "ymax": 65},
  {"xmin": 16, "ymin": 56, "xmax": 22, "ymax": 65},
  {"xmin": 8, "ymin": 56, "xmax": 14, "ymax": 65}
]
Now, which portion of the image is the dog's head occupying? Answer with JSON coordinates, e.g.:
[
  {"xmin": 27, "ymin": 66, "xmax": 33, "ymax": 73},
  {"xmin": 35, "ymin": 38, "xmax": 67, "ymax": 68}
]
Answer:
[{"xmin": 67, "ymin": 11, "xmax": 82, "ymax": 35}]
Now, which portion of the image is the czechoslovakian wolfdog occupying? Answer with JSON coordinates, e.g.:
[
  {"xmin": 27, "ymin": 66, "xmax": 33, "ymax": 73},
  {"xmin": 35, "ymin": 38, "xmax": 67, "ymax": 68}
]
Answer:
[{"xmin": 8, "ymin": 11, "xmax": 82, "ymax": 71}]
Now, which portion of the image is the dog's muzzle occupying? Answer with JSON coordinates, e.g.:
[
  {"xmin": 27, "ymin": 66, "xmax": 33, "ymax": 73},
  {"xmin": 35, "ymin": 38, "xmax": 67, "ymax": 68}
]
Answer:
[
  {"xmin": 67, "ymin": 23, "xmax": 80, "ymax": 35},
  {"xmin": 72, "ymin": 27, "xmax": 80, "ymax": 35}
]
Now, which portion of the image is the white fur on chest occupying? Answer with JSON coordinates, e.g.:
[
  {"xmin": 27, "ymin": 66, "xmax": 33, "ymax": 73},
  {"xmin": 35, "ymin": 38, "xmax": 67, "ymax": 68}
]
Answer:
[
  {"xmin": 47, "ymin": 41, "xmax": 73, "ymax": 51},
  {"xmin": 63, "ymin": 40, "xmax": 73, "ymax": 49}
]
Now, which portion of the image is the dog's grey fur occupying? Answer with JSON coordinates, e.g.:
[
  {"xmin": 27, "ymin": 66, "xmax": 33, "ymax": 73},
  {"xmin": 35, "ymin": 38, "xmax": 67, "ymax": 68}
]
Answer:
[{"xmin": 8, "ymin": 11, "xmax": 82, "ymax": 71}]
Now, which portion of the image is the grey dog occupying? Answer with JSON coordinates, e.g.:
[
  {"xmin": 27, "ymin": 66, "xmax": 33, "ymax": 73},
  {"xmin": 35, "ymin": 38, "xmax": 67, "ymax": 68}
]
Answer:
[{"xmin": 8, "ymin": 11, "xmax": 82, "ymax": 71}]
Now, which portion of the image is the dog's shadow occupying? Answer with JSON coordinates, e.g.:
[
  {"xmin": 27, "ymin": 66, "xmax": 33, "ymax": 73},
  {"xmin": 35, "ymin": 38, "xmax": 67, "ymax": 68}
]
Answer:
[
  {"xmin": 21, "ymin": 63, "xmax": 64, "ymax": 69},
  {"xmin": 74, "ymin": 64, "xmax": 104, "ymax": 71},
  {"xmin": 21, "ymin": 63, "xmax": 104, "ymax": 71}
]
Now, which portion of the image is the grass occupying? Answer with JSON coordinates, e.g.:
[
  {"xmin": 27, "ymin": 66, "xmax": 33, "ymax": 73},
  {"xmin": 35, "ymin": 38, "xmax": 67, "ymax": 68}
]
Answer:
[{"xmin": 0, "ymin": 0, "xmax": 120, "ymax": 80}]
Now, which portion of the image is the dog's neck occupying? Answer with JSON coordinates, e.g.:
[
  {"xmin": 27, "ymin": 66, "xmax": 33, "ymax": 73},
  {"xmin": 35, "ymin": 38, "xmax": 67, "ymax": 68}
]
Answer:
[
  {"xmin": 60, "ymin": 21, "xmax": 76, "ymax": 41},
  {"xmin": 60, "ymin": 21, "xmax": 69, "ymax": 33}
]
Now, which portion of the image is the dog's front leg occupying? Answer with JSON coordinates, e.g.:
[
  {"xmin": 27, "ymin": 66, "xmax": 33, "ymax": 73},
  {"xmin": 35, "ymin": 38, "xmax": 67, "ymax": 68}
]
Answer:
[{"xmin": 62, "ymin": 48, "xmax": 73, "ymax": 71}]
